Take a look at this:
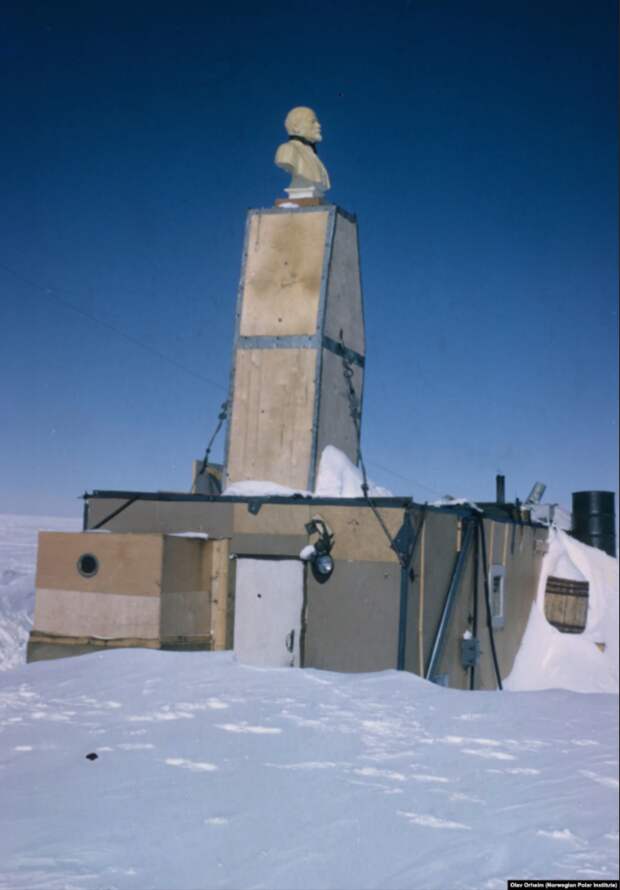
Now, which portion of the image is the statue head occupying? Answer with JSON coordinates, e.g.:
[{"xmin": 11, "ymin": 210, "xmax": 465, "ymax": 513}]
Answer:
[{"xmin": 284, "ymin": 106, "xmax": 322, "ymax": 144}]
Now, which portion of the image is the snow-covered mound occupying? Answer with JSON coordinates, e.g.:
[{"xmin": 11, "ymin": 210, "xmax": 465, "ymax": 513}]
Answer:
[
  {"xmin": 314, "ymin": 445, "xmax": 392, "ymax": 497},
  {"xmin": 221, "ymin": 479, "xmax": 311, "ymax": 497},
  {"xmin": 505, "ymin": 529, "xmax": 619, "ymax": 694},
  {"xmin": 223, "ymin": 445, "xmax": 393, "ymax": 498},
  {"xmin": 0, "ymin": 514, "xmax": 80, "ymax": 671},
  {"xmin": 0, "ymin": 649, "xmax": 617, "ymax": 890}
]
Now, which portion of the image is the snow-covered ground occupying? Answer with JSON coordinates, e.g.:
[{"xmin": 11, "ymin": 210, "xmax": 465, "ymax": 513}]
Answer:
[
  {"xmin": 1, "ymin": 650, "xmax": 618, "ymax": 890},
  {"xmin": 0, "ymin": 514, "xmax": 618, "ymax": 889}
]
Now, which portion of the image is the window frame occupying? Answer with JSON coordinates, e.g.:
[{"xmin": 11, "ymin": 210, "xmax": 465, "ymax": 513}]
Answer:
[{"xmin": 488, "ymin": 564, "xmax": 506, "ymax": 629}]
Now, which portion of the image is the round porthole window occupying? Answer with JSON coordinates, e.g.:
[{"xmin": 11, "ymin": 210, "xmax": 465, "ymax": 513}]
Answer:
[{"xmin": 77, "ymin": 553, "xmax": 99, "ymax": 578}]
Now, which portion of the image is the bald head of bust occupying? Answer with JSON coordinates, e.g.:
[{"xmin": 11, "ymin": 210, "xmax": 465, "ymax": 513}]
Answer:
[{"xmin": 284, "ymin": 107, "xmax": 322, "ymax": 144}]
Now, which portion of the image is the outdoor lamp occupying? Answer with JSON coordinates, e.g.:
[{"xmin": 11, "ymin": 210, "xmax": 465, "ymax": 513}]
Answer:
[{"xmin": 304, "ymin": 515, "xmax": 335, "ymax": 584}]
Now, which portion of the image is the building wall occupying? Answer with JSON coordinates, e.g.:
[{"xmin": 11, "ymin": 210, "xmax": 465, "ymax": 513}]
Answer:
[
  {"xmin": 405, "ymin": 508, "xmax": 462, "ymax": 678},
  {"xmin": 76, "ymin": 494, "xmax": 547, "ymax": 689},
  {"xmin": 29, "ymin": 530, "xmax": 231, "ymax": 661},
  {"xmin": 33, "ymin": 532, "xmax": 163, "ymax": 641},
  {"xmin": 160, "ymin": 536, "xmax": 212, "ymax": 643},
  {"xmin": 85, "ymin": 498, "xmax": 234, "ymax": 538},
  {"xmin": 421, "ymin": 517, "xmax": 546, "ymax": 690},
  {"xmin": 304, "ymin": 560, "xmax": 400, "ymax": 671}
]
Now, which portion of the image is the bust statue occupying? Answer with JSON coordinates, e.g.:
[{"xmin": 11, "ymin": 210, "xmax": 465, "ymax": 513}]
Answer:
[{"xmin": 275, "ymin": 107, "xmax": 330, "ymax": 200}]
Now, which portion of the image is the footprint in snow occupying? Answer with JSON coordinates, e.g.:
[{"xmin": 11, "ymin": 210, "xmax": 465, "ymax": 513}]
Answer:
[
  {"xmin": 409, "ymin": 773, "xmax": 450, "ymax": 784},
  {"xmin": 440, "ymin": 735, "xmax": 502, "ymax": 747},
  {"xmin": 265, "ymin": 761, "xmax": 341, "ymax": 770},
  {"xmin": 579, "ymin": 769, "xmax": 619, "ymax": 790},
  {"xmin": 537, "ymin": 829, "xmax": 585, "ymax": 847},
  {"xmin": 397, "ymin": 810, "xmax": 471, "ymax": 830},
  {"xmin": 487, "ymin": 767, "xmax": 540, "ymax": 775},
  {"xmin": 445, "ymin": 791, "xmax": 485, "ymax": 803},
  {"xmin": 1, "ymin": 569, "xmax": 20, "ymax": 583},
  {"xmin": 175, "ymin": 699, "xmax": 229, "ymax": 713},
  {"xmin": 206, "ymin": 698, "xmax": 229, "ymax": 710},
  {"xmin": 165, "ymin": 758, "xmax": 218, "ymax": 772},
  {"xmin": 128, "ymin": 709, "xmax": 194, "ymax": 723},
  {"xmin": 216, "ymin": 722, "xmax": 282, "ymax": 735},
  {"xmin": 462, "ymin": 748, "xmax": 516, "ymax": 761},
  {"xmin": 353, "ymin": 766, "xmax": 406, "ymax": 781}
]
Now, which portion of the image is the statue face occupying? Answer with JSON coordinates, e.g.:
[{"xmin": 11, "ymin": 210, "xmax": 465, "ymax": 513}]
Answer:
[
  {"xmin": 284, "ymin": 106, "xmax": 323, "ymax": 144},
  {"xmin": 300, "ymin": 110, "xmax": 322, "ymax": 143}
]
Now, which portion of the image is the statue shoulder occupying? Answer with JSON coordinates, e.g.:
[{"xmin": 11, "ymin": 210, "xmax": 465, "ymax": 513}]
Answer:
[{"xmin": 275, "ymin": 141, "xmax": 297, "ymax": 165}]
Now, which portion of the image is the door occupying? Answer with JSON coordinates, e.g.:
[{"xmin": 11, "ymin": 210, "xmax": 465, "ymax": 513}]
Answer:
[{"xmin": 233, "ymin": 558, "xmax": 304, "ymax": 667}]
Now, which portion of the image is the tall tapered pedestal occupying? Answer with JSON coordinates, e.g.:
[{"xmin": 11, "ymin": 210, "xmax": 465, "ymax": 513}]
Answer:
[{"xmin": 225, "ymin": 205, "xmax": 365, "ymax": 490}]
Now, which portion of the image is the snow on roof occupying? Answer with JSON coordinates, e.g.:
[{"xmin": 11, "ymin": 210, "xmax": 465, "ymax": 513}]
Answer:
[{"xmin": 222, "ymin": 446, "xmax": 393, "ymax": 499}]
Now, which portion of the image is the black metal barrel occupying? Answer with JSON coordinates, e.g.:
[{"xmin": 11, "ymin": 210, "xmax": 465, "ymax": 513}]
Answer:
[{"xmin": 571, "ymin": 491, "xmax": 616, "ymax": 557}]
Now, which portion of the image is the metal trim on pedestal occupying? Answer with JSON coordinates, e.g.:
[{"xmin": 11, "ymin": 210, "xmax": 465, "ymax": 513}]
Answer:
[{"xmin": 308, "ymin": 205, "xmax": 337, "ymax": 490}]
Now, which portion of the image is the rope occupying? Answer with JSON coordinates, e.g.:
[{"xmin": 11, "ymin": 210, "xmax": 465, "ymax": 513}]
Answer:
[
  {"xmin": 194, "ymin": 400, "xmax": 229, "ymax": 487},
  {"xmin": 0, "ymin": 261, "xmax": 227, "ymax": 392},
  {"xmin": 339, "ymin": 335, "xmax": 407, "ymax": 567}
]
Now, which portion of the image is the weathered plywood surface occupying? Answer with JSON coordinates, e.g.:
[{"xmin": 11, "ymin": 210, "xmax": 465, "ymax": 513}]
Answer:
[
  {"xmin": 304, "ymin": 560, "xmax": 400, "ymax": 671},
  {"xmin": 33, "ymin": 532, "xmax": 232, "ymax": 649},
  {"xmin": 239, "ymin": 211, "xmax": 329, "ymax": 337},
  {"xmin": 227, "ymin": 348, "xmax": 317, "ymax": 489},
  {"xmin": 206, "ymin": 539, "xmax": 230, "ymax": 650},
  {"xmin": 36, "ymin": 532, "xmax": 164, "ymax": 596},
  {"xmin": 160, "ymin": 537, "xmax": 210, "ymax": 640},
  {"xmin": 232, "ymin": 502, "xmax": 311, "ymax": 536},
  {"xmin": 405, "ymin": 510, "xmax": 460, "ymax": 678},
  {"xmin": 161, "ymin": 537, "xmax": 204, "ymax": 594},
  {"xmin": 431, "ymin": 519, "xmax": 545, "ymax": 690},
  {"xmin": 160, "ymin": 591, "xmax": 211, "ymax": 640},
  {"xmin": 86, "ymin": 499, "xmax": 234, "ymax": 538},
  {"xmin": 322, "ymin": 213, "xmax": 365, "ymax": 355},
  {"xmin": 476, "ymin": 523, "xmax": 544, "ymax": 689},
  {"xmin": 544, "ymin": 575, "xmax": 589, "ymax": 633},
  {"xmin": 315, "ymin": 347, "xmax": 363, "ymax": 473},
  {"xmin": 234, "ymin": 502, "xmax": 404, "ymax": 564},
  {"xmin": 319, "ymin": 505, "xmax": 404, "ymax": 563},
  {"xmin": 33, "ymin": 588, "xmax": 160, "ymax": 639}
]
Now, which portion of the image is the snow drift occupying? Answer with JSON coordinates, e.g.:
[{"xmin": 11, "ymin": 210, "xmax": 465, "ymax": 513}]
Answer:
[
  {"xmin": 505, "ymin": 528, "xmax": 619, "ymax": 694},
  {"xmin": 223, "ymin": 445, "xmax": 393, "ymax": 498}
]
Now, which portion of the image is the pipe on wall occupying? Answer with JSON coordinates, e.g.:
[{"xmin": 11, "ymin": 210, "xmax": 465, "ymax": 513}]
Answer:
[{"xmin": 425, "ymin": 520, "xmax": 475, "ymax": 683}]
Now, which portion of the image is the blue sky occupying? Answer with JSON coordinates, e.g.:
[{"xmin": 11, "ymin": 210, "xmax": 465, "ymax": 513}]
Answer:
[{"xmin": 2, "ymin": 1, "xmax": 618, "ymax": 518}]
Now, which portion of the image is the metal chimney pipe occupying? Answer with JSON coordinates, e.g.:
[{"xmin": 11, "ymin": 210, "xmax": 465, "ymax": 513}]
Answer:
[
  {"xmin": 496, "ymin": 475, "xmax": 505, "ymax": 505},
  {"xmin": 572, "ymin": 491, "xmax": 616, "ymax": 558}
]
